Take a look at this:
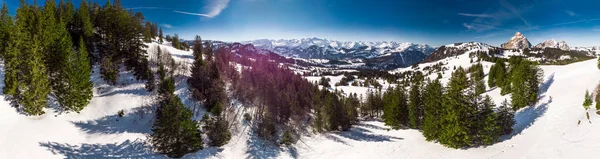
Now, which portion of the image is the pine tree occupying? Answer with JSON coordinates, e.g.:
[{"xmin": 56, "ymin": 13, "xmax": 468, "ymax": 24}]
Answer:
[
  {"xmin": 150, "ymin": 75, "xmax": 203, "ymax": 158},
  {"xmin": 11, "ymin": 1, "xmax": 52, "ymax": 115},
  {"xmin": 583, "ymin": 90, "xmax": 592, "ymax": 110},
  {"xmin": 422, "ymin": 79, "xmax": 443, "ymax": 141},
  {"xmin": 158, "ymin": 27, "xmax": 164, "ymax": 44},
  {"xmin": 382, "ymin": 86, "xmax": 408, "ymax": 129},
  {"xmin": 597, "ymin": 56, "xmax": 600, "ymax": 70},
  {"xmin": 488, "ymin": 64, "xmax": 497, "ymax": 88},
  {"xmin": 438, "ymin": 67, "xmax": 471, "ymax": 148},
  {"xmin": 0, "ymin": 2, "xmax": 13, "ymax": 59},
  {"xmin": 56, "ymin": 37, "xmax": 93, "ymax": 112},
  {"xmin": 479, "ymin": 95, "xmax": 501, "ymax": 145},
  {"xmin": 205, "ymin": 116, "xmax": 232, "ymax": 147},
  {"xmin": 497, "ymin": 99, "xmax": 515, "ymax": 135},
  {"xmin": 408, "ymin": 72, "xmax": 424, "ymax": 128}
]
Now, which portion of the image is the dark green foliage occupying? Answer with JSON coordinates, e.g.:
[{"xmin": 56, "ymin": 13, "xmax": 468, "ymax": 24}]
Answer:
[
  {"xmin": 158, "ymin": 28, "xmax": 164, "ymax": 44},
  {"xmin": 508, "ymin": 57, "xmax": 543, "ymax": 110},
  {"xmin": 408, "ymin": 72, "xmax": 424, "ymax": 128},
  {"xmin": 6, "ymin": 1, "xmax": 51, "ymax": 115},
  {"xmin": 323, "ymin": 89, "xmax": 351, "ymax": 131},
  {"xmin": 363, "ymin": 89, "xmax": 384, "ymax": 118},
  {"xmin": 477, "ymin": 96, "xmax": 502, "ymax": 145},
  {"xmin": 0, "ymin": 3, "xmax": 13, "ymax": 59},
  {"xmin": 56, "ymin": 37, "xmax": 93, "ymax": 112},
  {"xmin": 188, "ymin": 41, "xmax": 228, "ymax": 115},
  {"xmin": 257, "ymin": 117, "xmax": 277, "ymax": 141},
  {"xmin": 497, "ymin": 99, "xmax": 515, "ymax": 135},
  {"xmin": 422, "ymin": 79, "xmax": 443, "ymax": 141},
  {"xmin": 280, "ymin": 130, "xmax": 294, "ymax": 146},
  {"xmin": 584, "ymin": 90, "xmax": 592, "ymax": 110},
  {"xmin": 150, "ymin": 74, "xmax": 203, "ymax": 158},
  {"xmin": 469, "ymin": 63, "xmax": 486, "ymax": 95},
  {"xmin": 438, "ymin": 67, "xmax": 471, "ymax": 148},
  {"xmin": 382, "ymin": 86, "xmax": 408, "ymax": 129},
  {"xmin": 319, "ymin": 77, "xmax": 331, "ymax": 88},
  {"xmin": 205, "ymin": 116, "xmax": 232, "ymax": 147}
]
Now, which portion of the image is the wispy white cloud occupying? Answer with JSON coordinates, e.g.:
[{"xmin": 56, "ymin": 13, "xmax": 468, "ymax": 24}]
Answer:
[
  {"xmin": 204, "ymin": 0, "xmax": 231, "ymax": 17},
  {"xmin": 161, "ymin": 24, "xmax": 173, "ymax": 29},
  {"xmin": 500, "ymin": 0, "xmax": 530, "ymax": 27},
  {"xmin": 565, "ymin": 10, "xmax": 577, "ymax": 17},
  {"xmin": 174, "ymin": 0, "xmax": 231, "ymax": 18},
  {"xmin": 457, "ymin": 13, "xmax": 494, "ymax": 18},
  {"xmin": 173, "ymin": 10, "xmax": 214, "ymax": 18}
]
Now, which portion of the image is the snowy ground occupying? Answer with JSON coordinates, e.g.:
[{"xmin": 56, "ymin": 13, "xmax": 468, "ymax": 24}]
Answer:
[{"xmin": 1, "ymin": 42, "xmax": 599, "ymax": 158}]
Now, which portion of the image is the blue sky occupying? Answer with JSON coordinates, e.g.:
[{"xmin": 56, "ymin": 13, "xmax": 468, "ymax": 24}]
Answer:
[{"xmin": 6, "ymin": 0, "xmax": 600, "ymax": 46}]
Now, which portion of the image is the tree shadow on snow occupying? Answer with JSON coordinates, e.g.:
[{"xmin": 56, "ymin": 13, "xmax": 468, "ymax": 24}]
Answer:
[
  {"xmin": 183, "ymin": 147, "xmax": 223, "ymax": 159},
  {"xmin": 501, "ymin": 97, "xmax": 552, "ymax": 141},
  {"xmin": 334, "ymin": 126, "xmax": 403, "ymax": 142},
  {"xmin": 39, "ymin": 139, "xmax": 161, "ymax": 158},
  {"xmin": 501, "ymin": 72, "xmax": 555, "ymax": 141},
  {"xmin": 354, "ymin": 122, "xmax": 387, "ymax": 131},
  {"xmin": 72, "ymin": 106, "xmax": 154, "ymax": 135},
  {"xmin": 538, "ymin": 73, "xmax": 555, "ymax": 100},
  {"xmin": 171, "ymin": 53, "xmax": 194, "ymax": 60},
  {"xmin": 245, "ymin": 133, "xmax": 281, "ymax": 159},
  {"xmin": 98, "ymin": 87, "xmax": 150, "ymax": 97}
]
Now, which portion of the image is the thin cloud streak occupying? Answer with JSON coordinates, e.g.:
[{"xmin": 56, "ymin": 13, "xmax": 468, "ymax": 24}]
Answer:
[
  {"xmin": 161, "ymin": 24, "xmax": 173, "ymax": 29},
  {"xmin": 458, "ymin": 13, "xmax": 494, "ymax": 18},
  {"xmin": 173, "ymin": 11, "xmax": 214, "ymax": 18},
  {"xmin": 500, "ymin": 0, "xmax": 530, "ymax": 27}
]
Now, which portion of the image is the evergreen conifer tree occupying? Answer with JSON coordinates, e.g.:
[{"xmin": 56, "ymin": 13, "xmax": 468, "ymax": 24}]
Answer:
[
  {"xmin": 583, "ymin": 90, "xmax": 592, "ymax": 110},
  {"xmin": 422, "ymin": 79, "xmax": 443, "ymax": 141}
]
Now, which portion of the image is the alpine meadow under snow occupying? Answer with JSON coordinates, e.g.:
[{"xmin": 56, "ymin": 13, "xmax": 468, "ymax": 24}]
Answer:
[{"xmin": 1, "ymin": 0, "xmax": 600, "ymax": 159}]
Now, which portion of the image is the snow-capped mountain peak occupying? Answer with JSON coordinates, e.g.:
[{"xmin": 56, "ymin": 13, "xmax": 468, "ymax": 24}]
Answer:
[
  {"xmin": 502, "ymin": 32, "xmax": 532, "ymax": 49},
  {"xmin": 244, "ymin": 38, "xmax": 434, "ymax": 56},
  {"xmin": 535, "ymin": 39, "xmax": 570, "ymax": 50}
]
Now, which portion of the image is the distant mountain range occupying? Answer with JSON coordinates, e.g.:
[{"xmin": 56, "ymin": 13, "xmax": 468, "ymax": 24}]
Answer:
[
  {"xmin": 241, "ymin": 38, "xmax": 435, "ymax": 69},
  {"xmin": 198, "ymin": 33, "xmax": 598, "ymax": 70}
]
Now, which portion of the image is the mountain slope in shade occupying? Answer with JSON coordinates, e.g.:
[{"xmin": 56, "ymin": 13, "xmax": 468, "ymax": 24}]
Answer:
[
  {"xmin": 501, "ymin": 32, "xmax": 532, "ymax": 49},
  {"xmin": 422, "ymin": 42, "xmax": 495, "ymax": 63}
]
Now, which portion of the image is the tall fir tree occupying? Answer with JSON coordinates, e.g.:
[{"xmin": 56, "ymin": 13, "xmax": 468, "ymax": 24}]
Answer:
[
  {"xmin": 422, "ymin": 79, "xmax": 443, "ymax": 141},
  {"xmin": 0, "ymin": 2, "xmax": 13, "ymax": 59},
  {"xmin": 408, "ymin": 72, "xmax": 424, "ymax": 128},
  {"xmin": 56, "ymin": 37, "xmax": 93, "ymax": 112},
  {"xmin": 382, "ymin": 86, "xmax": 408, "ymax": 129},
  {"xmin": 150, "ymin": 73, "xmax": 203, "ymax": 158},
  {"xmin": 497, "ymin": 99, "xmax": 515, "ymax": 135},
  {"xmin": 438, "ymin": 67, "xmax": 471, "ymax": 148},
  {"xmin": 158, "ymin": 27, "xmax": 164, "ymax": 44}
]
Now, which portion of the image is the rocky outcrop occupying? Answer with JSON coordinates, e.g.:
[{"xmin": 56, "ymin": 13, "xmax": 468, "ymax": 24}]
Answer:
[{"xmin": 501, "ymin": 32, "xmax": 532, "ymax": 50}]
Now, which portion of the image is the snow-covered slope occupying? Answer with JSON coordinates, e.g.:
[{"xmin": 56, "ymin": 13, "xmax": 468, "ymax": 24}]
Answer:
[{"xmin": 1, "ymin": 41, "xmax": 600, "ymax": 159}]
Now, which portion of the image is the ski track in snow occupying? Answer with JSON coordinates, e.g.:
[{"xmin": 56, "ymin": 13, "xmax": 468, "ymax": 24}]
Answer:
[{"xmin": 1, "ymin": 42, "xmax": 599, "ymax": 158}]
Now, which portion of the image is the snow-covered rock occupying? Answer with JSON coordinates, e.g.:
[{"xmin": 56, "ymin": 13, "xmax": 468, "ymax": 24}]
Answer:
[{"xmin": 535, "ymin": 39, "xmax": 570, "ymax": 50}]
